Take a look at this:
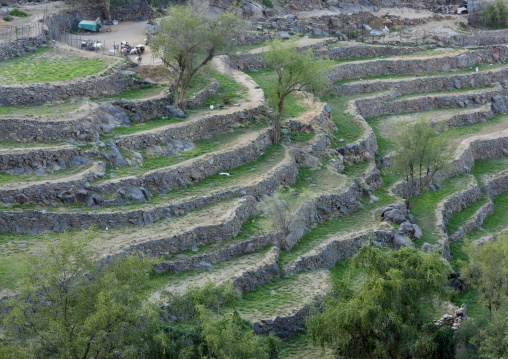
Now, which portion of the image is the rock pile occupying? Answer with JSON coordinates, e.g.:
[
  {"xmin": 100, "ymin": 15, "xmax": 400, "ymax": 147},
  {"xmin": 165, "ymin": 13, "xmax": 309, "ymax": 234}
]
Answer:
[
  {"xmin": 379, "ymin": 204, "xmax": 423, "ymax": 248},
  {"xmin": 434, "ymin": 304, "xmax": 467, "ymax": 331}
]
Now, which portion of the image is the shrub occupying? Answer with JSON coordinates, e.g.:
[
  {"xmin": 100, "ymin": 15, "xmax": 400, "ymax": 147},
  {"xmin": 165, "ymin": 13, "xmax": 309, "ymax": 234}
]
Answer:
[
  {"xmin": 3, "ymin": 15, "xmax": 13, "ymax": 21},
  {"xmin": 1, "ymin": 3, "xmax": 8, "ymax": 7},
  {"xmin": 263, "ymin": 0, "xmax": 274, "ymax": 8},
  {"xmin": 480, "ymin": 0, "xmax": 508, "ymax": 27},
  {"xmin": 9, "ymin": 8, "xmax": 31, "ymax": 17}
]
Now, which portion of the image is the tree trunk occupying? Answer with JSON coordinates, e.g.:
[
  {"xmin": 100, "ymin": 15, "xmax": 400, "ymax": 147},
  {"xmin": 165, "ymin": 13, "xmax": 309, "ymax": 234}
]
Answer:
[{"xmin": 272, "ymin": 115, "xmax": 281, "ymax": 144}]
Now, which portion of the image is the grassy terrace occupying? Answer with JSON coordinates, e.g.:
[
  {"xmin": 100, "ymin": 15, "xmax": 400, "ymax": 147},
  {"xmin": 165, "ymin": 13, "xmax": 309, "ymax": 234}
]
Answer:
[
  {"xmin": 322, "ymin": 94, "xmax": 364, "ymax": 145},
  {"xmin": 472, "ymin": 157, "xmax": 508, "ymax": 186},
  {"xmin": 278, "ymin": 170, "xmax": 398, "ymax": 267},
  {"xmin": 244, "ymin": 67, "xmax": 308, "ymax": 119},
  {"xmin": 0, "ymin": 47, "xmax": 115, "ymax": 84},
  {"xmin": 0, "ymin": 162, "xmax": 95, "ymax": 186},
  {"xmin": 334, "ymin": 62, "xmax": 508, "ymax": 86},
  {"xmin": 99, "ymin": 122, "xmax": 268, "ymax": 180},
  {"xmin": 10, "ymin": 144, "xmax": 286, "ymax": 213},
  {"xmin": 466, "ymin": 192, "xmax": 508, "ymax": 241},
  {"xmin": 446, "ymin": 195, "xmax": 489, "ymax": 236},
  {"xmin": 411, "ymin": 174, "xmax": 470, "ymax": 247},
  {"xmin": 0, "ymin": 100, "xmax": 85, "ymax": 117}
]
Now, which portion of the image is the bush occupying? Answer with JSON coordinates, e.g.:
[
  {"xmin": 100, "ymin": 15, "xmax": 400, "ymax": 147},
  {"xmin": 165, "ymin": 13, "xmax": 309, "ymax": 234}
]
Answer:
[
  {"xmin": 263, "ymin": 0, "xmax": 274, "ymax": 8},
  {"xmin": 3, "ymin": 15, "xmax": 13, "ymax": 21},
  {"xmin": 1, "ymin": 3, "xmax": 8, "ymax": 7},
  {"xmin": 9, "ymin": 8, "xmax": 31, "ymax": 17},
  {"xmin": 480, "ymin": 0, "xmax": 508, "ymax": 27}
]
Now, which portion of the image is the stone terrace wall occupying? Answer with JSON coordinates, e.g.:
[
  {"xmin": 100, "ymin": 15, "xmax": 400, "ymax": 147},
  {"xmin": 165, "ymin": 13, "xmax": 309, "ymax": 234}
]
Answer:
[
  {"xmin": 315, "ymin": 44, "xmax": 435, "ymax": 61},
  {"xmin": 186, "ymin": 79, "xmax": 220, "ymax": 110},
  {"xmin": 253, "ymin": 303, "xmax": 309, "ymax": 339},
  {"xmin": 333, "ymin": 68, "xmax": 508, "ymax": 97},
  {"xmin": 0, "ymin": 32, "xmax": 48, "ymax": 61},
  {"xmin": 482, "ymin": 168, "xmax": 508, "ymax": 197},
  {"xmin": 0, "ymin": 71, "xmax": 136, "ymax": 106},
  {"xmin": 155, "ymin": 232, "xmax": 282, "ymax": 273},
  {"xmin": 287, "ymin": 231, "xmax": 393, "ymax": 273},
  {"xmin": 114, "ymin": 198, "xmax": 257, "ymax": 257},
  {"xmin": 114, "ymin": 105, "xmax": 266, "ymax": 149},
  {"xmin": 356, "ymin": 86, "xmax": 506, "ymax": 119},
  {"xmin": 326, "ymin": 47, "xmax": 508, "ymax": 83},
  {"xmin": 0, "ymin": 148, "xmax": 99, "ymax": 174},
  {"xmin": 0, "ymin": 159, "xmax": 299, "ymax": 233},
  {"xmin": 232, "ymin": 246, "xmax": 281, "ymax": 292},
  {"xmin": 92, "ymin": 131, "xmax": 273, "ymax": 202},
  {"xmin": 449, "ymin": 201, "xmax": 495, "ymax": 243}
]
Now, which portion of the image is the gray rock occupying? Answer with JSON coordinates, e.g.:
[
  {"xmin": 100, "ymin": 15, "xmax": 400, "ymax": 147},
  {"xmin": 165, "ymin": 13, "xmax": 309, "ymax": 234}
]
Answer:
[
  {"xmin": 413, "ymin": 224, "xmax": 423, "ymax": 239},
  {"xmin": 429, "ymin": 184, "xmax": 437, "ymax": 192},
  {"xmin": 163, "ymin": 146, "xmax": 179, "ymax": 157},
  {"xmin": 70, "ymin": 156, "xmax": 83, "ymax": 167},
  {"xmin": 317, "ymin": 205, "xmax": 331, "ymax": 216},
  {"xmin": 167, "ymin": 138, "xmax": 193, "ymax": 151},
  {"xmin": 143, "ymin": 211, "xmax": 153, "ymax": 226},
  {"xmin": 126, "ymin": 188, "xmax": 146, "ymax": 203},
  {"xmin": 422, "ymin": 242, "xmax": 438, "ymax": 253},
  {"xmin": 15, "ymin": 194, "xmax": 29, "ymax": 205},
  {"xmin": 191, "ymin": 245, "xmax": 199, "ymax": 252},
  {"xmin": 393, "ymin": 233, "xmax": 414, "ymax": 249},
  {"xmin": 393, "ymin": 214, "xmax": 407, "ymax": 225},
  {"xmin": 86, "ymin": 194, "xmax": 102, "ymax": 208},
  {"xmin": 407, "ymin": 214, "xmax": 417, "ymax": 224},
  {"xmin": 278, "ymin": 31, "xmax": 290, "ymax": 40},
  {"xmin": 243, "ymin": 242, "xmax": 256, "ymax": 254},
  {"xmin": 34, "ymin": 167, "xmax": 45, "ymax": 176},
  {"xmin": 74, "ymin": 189, "xmax": 89, "ymax": 202}
]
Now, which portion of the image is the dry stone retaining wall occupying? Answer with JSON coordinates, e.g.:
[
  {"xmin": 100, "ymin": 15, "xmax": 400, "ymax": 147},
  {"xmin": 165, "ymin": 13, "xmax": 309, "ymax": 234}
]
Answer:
[
  {"xmin": 333, "ymin": 68, "xmax": 508, "ymax": 97},
  {"xmin": 231, "ymin": 245, "xmax": 281, "ymax": 292},
  {"xmin": 448, "ymin": 201, "xmax": 495, "ymax": 243},
  {"xmin": 114, "ymin": 105, "xmax": 266, "ymax": 149},
  {"xmin": 326, "ymin": 47, "xmax": 508, "ymax": 84},
  {"xmin": 0, "ymin": 32, "xmax": 48, "ymax": 60},
  {"xmin": 0, "ymin": 158, "xmax": 299, "ymax": 234},
  {"xmin": 0, "ymin": 147, "xmax": 100, "ymax": 174},
  {"xmin": 0, "ymin": 71, "xmax": 136, "ymax": 107}
]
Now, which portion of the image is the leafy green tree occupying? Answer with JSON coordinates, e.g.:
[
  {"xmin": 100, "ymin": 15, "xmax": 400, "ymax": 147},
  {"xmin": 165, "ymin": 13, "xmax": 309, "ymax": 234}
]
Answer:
[
  {"xmin": 480, "ymin": 0, "xmax": 508, "ymax": 27},
  {"xmin": 307, "ymin": 245, "xmax": 448, "ymax": 359},
  {"xmin": 461, "ymin": 234, "xmax": 508, "ymax": 318},
  {"xmin": 392, "ymin": 120, "xmax": 449, "ymax": 211},
  {"xmin": 200, "ymin": 308, "xmax": 279, "ymax": 359},
  {"xmin": 0, "ymin": 229, "xmax": 157, "ymax": 359},
  {"xmin": 263, "ymin": 39, "xmax": 329, "ymax": 144},
  {"xmin": 152, "ymin": 5, "xmax": 243, "ymax": 110}
]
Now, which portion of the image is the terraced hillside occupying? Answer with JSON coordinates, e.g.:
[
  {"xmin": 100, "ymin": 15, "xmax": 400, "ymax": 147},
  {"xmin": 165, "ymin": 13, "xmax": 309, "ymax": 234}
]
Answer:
[{"xmin": 2, "ymin": 31, "xmax": 508, "ymax": 357}]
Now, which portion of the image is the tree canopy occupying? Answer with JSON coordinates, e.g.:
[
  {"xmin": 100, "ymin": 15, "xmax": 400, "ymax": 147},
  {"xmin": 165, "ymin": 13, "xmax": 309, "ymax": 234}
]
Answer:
[
  {"xmin": 0, "ymin": 230, "xmax": 157, "ymax": 359},
  {"xmin": 263, "ymin": 39, "xmax": 329, "ymax": 144},
  {"xmin": 152, "ymin": 5, "xmax": 243, "ymax": 110},
  {"xmin": 307, "ymin": 245, "xmax": 448, "ymax": 359},
  {"xmin": 392, "ymin": 120, "xmax": 450, "ymax": 211}
]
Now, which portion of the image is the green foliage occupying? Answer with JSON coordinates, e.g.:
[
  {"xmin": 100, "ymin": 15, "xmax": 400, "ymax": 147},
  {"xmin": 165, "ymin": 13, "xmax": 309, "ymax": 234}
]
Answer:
[
  {"xmin": 3, "ymin": 15, "xmax": 13, "ymax": 21},
  {"xmin": 262, "ymin": 0, "xmax": 274, "ymax": 8},
  {"xmin": 9, "ymin": 9, "xmax": 31, "ymax": 17},
  {"xmin": 152, "ymin": 5, "xmax": 243, "ymax": 109},
  {"xmin": 0, "ymin": 229, "xmax": 158, "ymax": 359},
  {"xmin": 480, "ymin": 0, "xmax": 508, "ymax": 27},
  {"xmin": 263, "ymin": 39, "xmax": 330, "ymax": 143},
  {"xmin": 461, "ymin": 232, "xmax": 508, "ymax": 317},
  {"xmin": 392, "ymin": 120, "xmax": 450, "ymax": 211},
  {"xmin": 307, "ymin": 245, "xmax": 448, "ymax": 359},
  {"xmin": 414, "ymin": 327, "xmax": 456, "ymax": 359},
  {"xmin": 200, "ymin": 309, "xmax": 279, "ymax": 359}
]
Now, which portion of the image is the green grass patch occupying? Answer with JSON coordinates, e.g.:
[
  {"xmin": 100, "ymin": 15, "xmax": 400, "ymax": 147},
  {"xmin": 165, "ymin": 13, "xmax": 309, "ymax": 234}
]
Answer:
[
  {"xmin": 451, "ymin": 287, "xmax": 489, "ymax": 319},
  {"xmin": 341, "ymin": 160, "xmax": 369, "ymax": 179},
  {"xmin": 0, "ymin": 47, "xmax": 109, "ymax": 84},
  {"xmin": 290, "ymin": 132, "xmax": 315, "ymax": 143},
  {"xmin": 467, "ymin": 192, "xmax": 508, "ymax": 240},
  {"xmin": 101, "ymin": 124, "xmax": 267, "ymax": 180},
  {"xmin": 323, "ymin": 94, "xmax": 363, "ymax": 146},
  {"xmin": 9, "ymin": 8, "xmax": 31, "ymax": 17},
  {"xmin": 411, "ymin": 175, "xmax": 470, "ymax": 247},
  {"xmin": 201, "ymin": 67, "xmax": 247, "ymax": 107},
  {"xmin": 446, "ymin": 195, "xmax": 489, "ymax": 236},
  {"xmin": 471, "ymin": 157, "xmax": 508, "ymax": 186},
  {"xmin": 0, "ymin": 100, "xmax": 84, "ymax": 117},
  {"xmin": 449, "ymin": 239, "xmax": 468, "ymax": 272},
  {"xmin": 245, "ymin": 67, "xmax": 308, "ymax": 119}
]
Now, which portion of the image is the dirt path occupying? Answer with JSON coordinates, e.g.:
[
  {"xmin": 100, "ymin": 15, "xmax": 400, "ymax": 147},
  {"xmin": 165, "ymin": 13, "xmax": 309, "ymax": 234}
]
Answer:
[{"xmin": 0, "ymin": 144, "xmax": 75, "ymax": 155}]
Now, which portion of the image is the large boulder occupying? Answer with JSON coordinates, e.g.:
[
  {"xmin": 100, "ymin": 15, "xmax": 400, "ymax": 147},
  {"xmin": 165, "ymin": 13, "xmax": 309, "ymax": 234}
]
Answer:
[{"xmin": 393, "ymin": 234, "xmax": 414, "ymax": 249}]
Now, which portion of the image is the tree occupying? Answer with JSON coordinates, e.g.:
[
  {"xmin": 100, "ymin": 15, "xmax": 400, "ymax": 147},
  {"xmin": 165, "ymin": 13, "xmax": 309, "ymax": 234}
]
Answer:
[
  {"xmin": 0, "ymin": 229, "xmax": 158, "ymax": 359},
  {"xmin": 461, "ymin": 234, "xmax": 508, "ymax": 319},
  {"xmin": 263, "ymin": 39, "xmax": 329, "ymax": 144},
  {"xmin": 392, "ymin": 120, "xmax": 449, "ymax": 211},
  {"xmin": 151, "ymin": 5, "xmax": 243, "ymax": 110},
  {"xmin": 307, "ymin": 245, "xmax": 448, "ymax": 359}
]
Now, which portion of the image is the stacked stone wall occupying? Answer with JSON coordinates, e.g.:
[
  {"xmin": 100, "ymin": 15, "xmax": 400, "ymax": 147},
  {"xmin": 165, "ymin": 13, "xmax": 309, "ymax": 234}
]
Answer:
[{"xmin": 0, "ymin": 32, "xmax": 48, "ymax": 60}]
